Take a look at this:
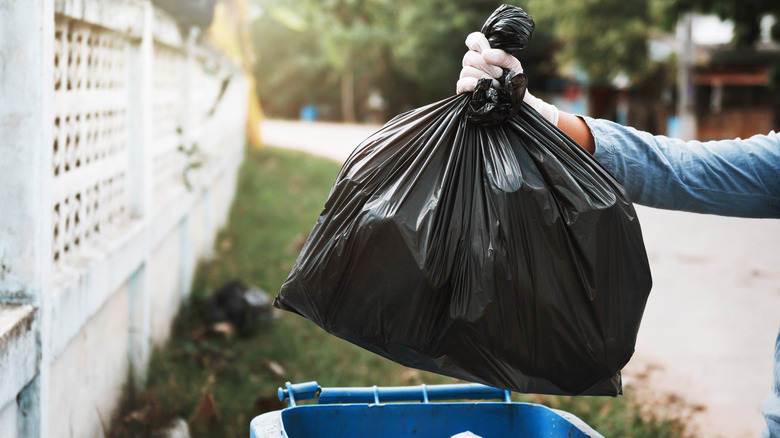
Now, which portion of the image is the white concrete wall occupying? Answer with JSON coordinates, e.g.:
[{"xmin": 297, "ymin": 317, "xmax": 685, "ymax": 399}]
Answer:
[
  {"xmin": 150, "ymin": 223, "xmax": 184, "ymax": 345},
  {"xmin": 0, "ymin": 399, "xmax": 18, "ymax": 438},
  {"xmin": 49, "ymin": 285, "xmax": 130, "ymax": 438},
  {"xmin": 0, "ymin": 0, "xmax": 247, "ymax": 436},
  {"xmin": 0, "ymin": 305, "xmax": 38, "ymax": 438}
]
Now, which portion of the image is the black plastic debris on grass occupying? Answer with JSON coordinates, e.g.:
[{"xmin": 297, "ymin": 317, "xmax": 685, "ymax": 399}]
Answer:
[{"xmin": 207, "ymin": 279, "xmax": 276, "ymax": 337}]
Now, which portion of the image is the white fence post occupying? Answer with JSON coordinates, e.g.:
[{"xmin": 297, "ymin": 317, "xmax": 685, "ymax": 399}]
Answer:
[
  {"xmin": 126, "ymin": 0, "xmax": 154, "ymax": 389},
  {"xmin": 0, "ymin": 1, "xmax": 54, "ymax": 300},
  {"xmin": 0, "ymin": 0, "xmax": 54, "ymax": 436},
  {"xmin": 177, "ymin": 28, "xmax": 197, "ymax": 297}
]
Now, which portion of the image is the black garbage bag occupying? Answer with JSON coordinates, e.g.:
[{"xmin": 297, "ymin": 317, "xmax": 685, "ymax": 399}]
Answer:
[{"xmin": 274, "ymin": 4, "xmax": 652, "ymax": 396}]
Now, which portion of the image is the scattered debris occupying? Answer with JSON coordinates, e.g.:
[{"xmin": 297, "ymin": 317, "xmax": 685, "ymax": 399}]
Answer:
[
  {"xmin": 152, "ymin": 417, "xmax": 190, "ymax": 438},
  {"xmin": 189, "ymin": 391, "xmax": 219, "ymax": 429},
  {"xmin": 400, "ymin": 369, "xmax": 422, "ymax": 385},
  {"xmin": 262, "ymin": 359, "xmax": 285, "ymax": 378},
  {"xmin": 187, "ymin": 326, "xmax": 208, "ymax": 341},
  {"xmin": 123, "ymin": 400, "xmax": 162, "ymax": 425},
  {"xmin": 286, "ymin": 233, "xmax": 309, "ymax": 254},
  {"xmin": 218, "ymin": 238, "xmax": 232, "ymax": 253},
  {"xmin": 206, "ymin": 279, "xmax": 275, "ymax": 336},
  {"xmin": 622, "ymin": 359, "xmax": 704, "ymax": 437},
  {"xmin": 210, "ymin": 321, "xmax": 235, "ymax": 339}
]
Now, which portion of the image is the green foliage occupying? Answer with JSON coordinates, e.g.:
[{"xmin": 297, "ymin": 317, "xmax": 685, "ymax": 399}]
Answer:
[
  {"xmin": 300, "ymin": 0, "xmax": 395, "ymax": 72},
  {"xmin": 251, "ymin": 0, "xmax": 502, "ymax": 119},
  {"xmin": 251, "ymin": 0, "xmax": 339, "ymax": 119},
  {"xmin": 522, "ymin": 0, "xmax": 658, "ymax": 84},
  {"xmin": 390, "ymin": 1, "xmax": 499, "ymax": 104},
  {"xmin": 252, "ymin": 0, "xmax": 398, "ymax": 121},
  {"xmin": 251, "ymin": 0, "xmax": 779, "ymax": 120},
  {"xmin": 250, "ymin": 0, "xmax": 678, "ymax": 117}
]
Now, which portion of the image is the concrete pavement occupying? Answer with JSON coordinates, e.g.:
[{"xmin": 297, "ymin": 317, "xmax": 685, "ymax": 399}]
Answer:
[
  {"xmin": 261, "ymin": 119, "xmax": 380, "ymax": 163},
  {"xmin": 628, "ymin": 205, "xmax": 779, "ymax": 437},
  {"xmin": 262, "ymin": 118, "xmax": 780, "ymax": 437}
]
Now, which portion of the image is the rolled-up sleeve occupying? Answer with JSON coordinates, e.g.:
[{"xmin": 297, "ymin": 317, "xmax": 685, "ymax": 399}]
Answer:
[{"xmin": 583, "ymin": 117, "xmax": 780, "ymax": 218}]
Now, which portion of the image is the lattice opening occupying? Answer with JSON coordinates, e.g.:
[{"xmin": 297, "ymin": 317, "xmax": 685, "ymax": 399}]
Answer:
[{"xmin": 53, "ymin": 116, "xmax": 61, "ymax": 176}]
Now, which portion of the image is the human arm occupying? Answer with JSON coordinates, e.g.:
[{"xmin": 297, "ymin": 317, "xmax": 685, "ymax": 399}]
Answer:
[
  {"xmin": 585, "ymin": 117, "xmax": 780, "ymax": 218},
  {"xmin": 558, "ymin": 113, "xmax": 595, "ymax": 154},
  {"xmin": 458, "ymin": 33, "xmax": 780, "ymax": 218}
]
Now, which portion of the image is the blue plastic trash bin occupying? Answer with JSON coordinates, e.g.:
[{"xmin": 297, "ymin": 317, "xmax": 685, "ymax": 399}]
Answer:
[{"xmin": 250, "ymin": 381, "xmax": 603, "ymax": 438}]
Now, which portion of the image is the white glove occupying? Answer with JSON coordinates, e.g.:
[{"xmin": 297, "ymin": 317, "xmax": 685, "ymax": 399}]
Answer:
[{"xmin": 456, "ymin": 32, "xmax": 560, "ymax": 126}]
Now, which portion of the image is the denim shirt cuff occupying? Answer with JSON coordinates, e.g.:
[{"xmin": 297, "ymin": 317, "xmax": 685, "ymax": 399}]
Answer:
[{"xmin": 581, "ymin": 116, "xmax": 615, "ymax": 173}]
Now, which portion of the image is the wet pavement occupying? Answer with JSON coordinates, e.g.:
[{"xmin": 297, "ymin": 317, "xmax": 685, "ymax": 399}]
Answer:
[{"xmin": 262, "ymin": 118, "xmax": 780, "ymax": 437}]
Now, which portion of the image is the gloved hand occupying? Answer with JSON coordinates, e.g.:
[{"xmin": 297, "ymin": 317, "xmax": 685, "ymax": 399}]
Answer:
[{"xmin": 457, "ymin": 32, "xmax": 560, "ymax": 126}]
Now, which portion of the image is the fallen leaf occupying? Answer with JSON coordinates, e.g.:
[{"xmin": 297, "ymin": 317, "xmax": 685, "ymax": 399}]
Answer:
[
  {"xmin": 190, "ymin": 390, "xmax": 220, "ymax": 427},
  {"xmin": 262, "ymin": 359, "xmax": 285, "ymax": 377},
  {"xmin": 400, "ymin": 369, "xmax": 422, "ymax": 385},
  {"xmin": 598, "ymin": 401, "xmax": 612, "ymax": 419},
  {"xmin": 123, "ymin": 399, "xmax": 162, "ymax": 424},
  {"xmin": 219, "ymin": 238, "xmax": 232, "ymax": 252},
  {"xmin": 188, "ymin": 326, "xmax": 208, "ymax": 341},
  {"xmin": 286, "ymin": 233, "xmax": 309, "ymax": 254},
  {"xmin": 211, "ymin": 321, "xmax": 235, "ymax": 339}
]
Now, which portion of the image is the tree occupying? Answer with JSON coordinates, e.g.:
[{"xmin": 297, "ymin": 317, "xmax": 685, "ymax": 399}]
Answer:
[
  {"xmin": 248, "ymin": 0, "xmax": 332, "ymax": 121},
  {"xmin": 251, "ymin": 0, "xmax": 496, "ymax": 120},
  {"xmin": 250, "ymin": 0, "xmax": 606, "ymax": 121},
  {"xmin": 297, "ymin": 0, "xmax": 396, "ymax": 123},
  {"xmin": 252, "ymin": 0, "xmax": 397, "ymax": 122},
  {"xmin": 521, "ymin": 0, "xmax": 661, "ymax": 85},
  {"xmin": 389, "ymin": 1, "xmax": 499, "ymax": 106}
]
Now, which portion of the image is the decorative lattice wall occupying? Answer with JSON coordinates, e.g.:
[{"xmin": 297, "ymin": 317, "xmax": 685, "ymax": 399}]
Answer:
[
  {"xmin": 0, "ymin": 2, "xmax": 248, "ymax": 437},
  {"xmin": 52, "ymin": 19, "xmax": 129, "ymax": 264}
]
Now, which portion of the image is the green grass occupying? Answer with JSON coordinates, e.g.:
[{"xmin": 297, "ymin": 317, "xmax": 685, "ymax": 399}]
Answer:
[{"xmin": 110, "ymin": 145, "xmax": 688, "ymax": 437}]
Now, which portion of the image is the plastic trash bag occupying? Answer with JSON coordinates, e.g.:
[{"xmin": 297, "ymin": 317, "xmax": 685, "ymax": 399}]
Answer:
[{"xmin": 274, "ymin": 4, "xmax": 652, "ymax": 396}]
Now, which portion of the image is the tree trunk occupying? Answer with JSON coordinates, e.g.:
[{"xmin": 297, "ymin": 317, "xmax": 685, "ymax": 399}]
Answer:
[{"xmin": 341, "ymin": 68, "xmax": 356, "ymax": 123}]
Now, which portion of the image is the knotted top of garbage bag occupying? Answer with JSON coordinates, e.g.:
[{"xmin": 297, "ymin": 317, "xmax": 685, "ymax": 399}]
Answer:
[
  {"xmin": 481, "ymin": 4, "xmax": 534, "ymax": 56},
  {"xmin": 467, "ymin": 4, "xmax": 534, "ymax": 126}
]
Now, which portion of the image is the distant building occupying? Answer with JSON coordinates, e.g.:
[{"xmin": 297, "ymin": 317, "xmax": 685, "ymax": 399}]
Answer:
[
  {"xmin": 692, "ymin": 43, "xmax": 780, "ymax": 141},
  {"xmin": 551, "ymin": 14, "xmax": 780, "ymax": 140}
]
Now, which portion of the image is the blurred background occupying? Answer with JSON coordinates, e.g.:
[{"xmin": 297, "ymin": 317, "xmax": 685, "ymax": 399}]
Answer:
[
  {"xmin": 3, "ymin": 1, "xmax": 778, "ymax": 437},
  {"xmin": 251, "ymin": 0, "xmax": 780, "ymax": 140}
]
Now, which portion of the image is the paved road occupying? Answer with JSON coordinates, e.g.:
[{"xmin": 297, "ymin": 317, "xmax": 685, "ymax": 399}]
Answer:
[
  {"xmin": 262, "ymin": 118, "xmax": 780, "ymax": 437},
  {"xmin": 261, "ymin": 119, "xmax": 381, "ymax": 162}
]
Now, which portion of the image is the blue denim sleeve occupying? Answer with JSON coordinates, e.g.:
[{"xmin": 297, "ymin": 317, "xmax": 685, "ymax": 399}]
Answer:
[
  {"xmin": 762, "ymin": 325, "xmax": 780, "ymax": 438},
  {"xmin": 583, "ymin": 117, "xmax": 780, "ymax": 218}
]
